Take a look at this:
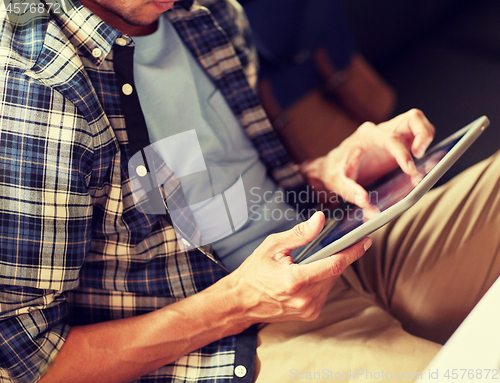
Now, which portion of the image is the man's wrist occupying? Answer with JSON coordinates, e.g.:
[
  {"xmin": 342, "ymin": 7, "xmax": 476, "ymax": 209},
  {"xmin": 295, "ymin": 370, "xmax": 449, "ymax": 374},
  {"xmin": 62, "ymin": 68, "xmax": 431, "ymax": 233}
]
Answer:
[{"xmin": 202, "ymin": 274, "xmax": 258, "ymax": 335}]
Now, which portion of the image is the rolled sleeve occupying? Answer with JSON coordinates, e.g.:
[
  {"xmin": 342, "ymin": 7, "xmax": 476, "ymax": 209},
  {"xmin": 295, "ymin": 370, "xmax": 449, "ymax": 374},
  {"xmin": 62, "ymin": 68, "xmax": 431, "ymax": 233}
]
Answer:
[
  {"xmin": 0, "ymin": 287, "xmax": 70, "ymax": 382},
  {"xmin": 0, "ymin": 70, "xmax": 94, "ymax": 382}
]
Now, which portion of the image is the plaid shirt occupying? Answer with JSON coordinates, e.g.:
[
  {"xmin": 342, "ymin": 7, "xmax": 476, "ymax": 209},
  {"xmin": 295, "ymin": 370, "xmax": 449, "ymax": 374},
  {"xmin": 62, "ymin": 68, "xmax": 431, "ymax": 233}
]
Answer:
[{"xmin": 0, "ymin": 0, "xmax": 309, "ymax": 382}]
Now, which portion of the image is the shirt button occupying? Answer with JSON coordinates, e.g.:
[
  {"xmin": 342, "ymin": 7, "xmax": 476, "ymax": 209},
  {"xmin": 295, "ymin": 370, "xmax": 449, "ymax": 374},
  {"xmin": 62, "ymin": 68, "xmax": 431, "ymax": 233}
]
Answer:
[
  {"xmin": 122, "ymin": 83, "xmax": 133, "ymax": 96},
  {"xmin": 92, "ymin": 48, "xmax": 102, "ymax": 58},
  {"xmin": 234, "ymin": 365, "xmax": 247, "ymax": 378},
  {"xmin": 115, "ymin": 37, "xmax": 127, "ymax": 46},
  {"xmin": 136, "ymin": 165, "xmax": 147, "ymax": 177}
]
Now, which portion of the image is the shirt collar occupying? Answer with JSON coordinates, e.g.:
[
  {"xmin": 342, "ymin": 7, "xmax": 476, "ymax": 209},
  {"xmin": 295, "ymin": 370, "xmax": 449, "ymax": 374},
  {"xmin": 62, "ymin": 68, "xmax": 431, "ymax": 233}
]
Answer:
[
  {"xmin": 50, "ymin": 0, "xmax": 120, "ymax": 66},
  {"xmin": 52, "ymin": 0, "xmax": 193, "ymax": 66}
]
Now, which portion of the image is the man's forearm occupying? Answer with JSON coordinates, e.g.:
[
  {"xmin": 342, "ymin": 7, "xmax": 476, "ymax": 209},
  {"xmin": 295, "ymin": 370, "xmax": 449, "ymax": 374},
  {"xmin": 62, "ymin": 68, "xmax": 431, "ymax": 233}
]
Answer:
[
  {"xmin": 39, "ymin": 213, "xmax": 369, "ymax": 383},
  {"xmin": 40, "ymin": 277, "xmax": 248, "ymax": 383}
]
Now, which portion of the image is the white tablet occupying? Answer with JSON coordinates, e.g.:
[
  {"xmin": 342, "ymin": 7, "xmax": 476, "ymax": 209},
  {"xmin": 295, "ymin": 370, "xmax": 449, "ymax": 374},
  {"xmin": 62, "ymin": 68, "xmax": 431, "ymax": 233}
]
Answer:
[{"xmin": 296, "ymin": 116, "xmax": 490, "ymax": 265}]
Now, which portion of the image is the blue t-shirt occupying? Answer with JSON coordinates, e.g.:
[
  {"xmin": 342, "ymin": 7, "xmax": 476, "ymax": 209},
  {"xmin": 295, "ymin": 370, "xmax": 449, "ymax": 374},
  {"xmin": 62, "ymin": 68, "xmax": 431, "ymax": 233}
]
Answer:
[{"xmin": 133, "ymin": 16, "xmax": 302, "ymax": 271}]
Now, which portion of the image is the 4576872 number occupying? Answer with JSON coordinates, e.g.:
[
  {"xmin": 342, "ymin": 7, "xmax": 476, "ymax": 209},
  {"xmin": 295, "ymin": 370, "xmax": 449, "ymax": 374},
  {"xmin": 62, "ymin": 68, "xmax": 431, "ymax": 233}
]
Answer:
[
  {"xmin": 5, "ymin": 2, "xmax": 62, "ymax": 14},
  {"xmin": 444, "ymin": 369, "xmax": 499, "ymax": 380}
]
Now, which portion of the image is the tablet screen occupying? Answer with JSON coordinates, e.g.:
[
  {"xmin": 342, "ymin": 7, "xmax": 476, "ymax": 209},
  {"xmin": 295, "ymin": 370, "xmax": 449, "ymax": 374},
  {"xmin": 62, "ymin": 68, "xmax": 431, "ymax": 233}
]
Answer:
[{"xmin": 304, "ymin": 136, "xmax": 460, "ymax": 257}]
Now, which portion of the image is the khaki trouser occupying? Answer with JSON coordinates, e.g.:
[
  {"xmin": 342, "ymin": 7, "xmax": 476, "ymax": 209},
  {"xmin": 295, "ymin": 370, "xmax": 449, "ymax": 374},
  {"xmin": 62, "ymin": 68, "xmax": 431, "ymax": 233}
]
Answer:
[{"xmin": 255, "ymin": 151, "xmax": 500, "ymax": 382}]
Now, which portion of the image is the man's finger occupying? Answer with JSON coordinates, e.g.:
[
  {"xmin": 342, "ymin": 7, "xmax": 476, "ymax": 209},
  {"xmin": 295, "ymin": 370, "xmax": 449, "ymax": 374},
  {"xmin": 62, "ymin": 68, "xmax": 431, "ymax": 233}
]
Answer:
[
  {"xmin": 264, "ymin": 211, "xmax": 326, "ymax": 255},
  {"xmin": 298, "ymin": 238, "xmax": 372, "ymax": 284},
  {"xmin": 334, "ymin": 175, "xmax": 370, "ymax": 208},
  {"xmin": 384, "ymin": 138, "xmax": 416, "ymax": 176},
  {"xmin": 407, "ymin": 110, "xmax": 435, "ymax": 158}
]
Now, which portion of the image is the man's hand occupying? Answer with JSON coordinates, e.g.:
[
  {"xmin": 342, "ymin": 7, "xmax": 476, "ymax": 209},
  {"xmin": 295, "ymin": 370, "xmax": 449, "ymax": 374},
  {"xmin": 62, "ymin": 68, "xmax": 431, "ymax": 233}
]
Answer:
[
  {"xmin": 301, "ymin": 109, "xmax": 435, "ymax": 211},
  {"xmin": 224, "ymin": 211, "xmax": 372, "ymax": 325},
  {"xmin": 40, "ymin": 212, "xmax": 370, "ymax": 383}
]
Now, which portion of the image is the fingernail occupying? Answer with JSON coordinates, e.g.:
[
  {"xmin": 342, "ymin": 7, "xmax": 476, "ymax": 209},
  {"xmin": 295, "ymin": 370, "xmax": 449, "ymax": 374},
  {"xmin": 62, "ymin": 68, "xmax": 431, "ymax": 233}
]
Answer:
[
  {"xmin": 308, "ymin": 212, "xmax": 320, "ymax": 227},
  {"xmin": 364, "ymin": 238, "xmax": 372, "ymax": 251},
  {"xmin": 354, "ymin": 193, "xmax": 369, "ymax": 208},
  {"xmin": 407, "ymin": 160, "xmax": 416, "ymax": 174},
  {"xmin": 416, "ymin": 145, "xmax": 426, "ymax": 158}
]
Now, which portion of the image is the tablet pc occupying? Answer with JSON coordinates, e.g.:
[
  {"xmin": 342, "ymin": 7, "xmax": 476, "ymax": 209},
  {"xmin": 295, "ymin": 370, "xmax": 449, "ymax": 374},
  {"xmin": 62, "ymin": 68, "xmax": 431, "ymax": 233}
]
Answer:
[{"xmin": 296, "ymin": 116, "xmax": 490, "ymax": 265}]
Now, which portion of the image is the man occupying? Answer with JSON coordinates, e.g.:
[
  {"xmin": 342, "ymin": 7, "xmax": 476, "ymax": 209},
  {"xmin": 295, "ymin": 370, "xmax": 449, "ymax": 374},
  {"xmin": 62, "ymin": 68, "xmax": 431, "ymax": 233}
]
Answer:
[{"xmin": 0, "ymin": 1, "xmax": 498, "ymax": 382}]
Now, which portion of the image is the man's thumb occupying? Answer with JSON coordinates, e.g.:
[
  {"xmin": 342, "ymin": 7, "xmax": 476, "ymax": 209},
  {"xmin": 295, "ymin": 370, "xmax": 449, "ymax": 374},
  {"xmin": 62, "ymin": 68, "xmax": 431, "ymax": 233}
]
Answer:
[{"xmin": 275, "ymin": 211, "xmax": 325, "ymax": 253}]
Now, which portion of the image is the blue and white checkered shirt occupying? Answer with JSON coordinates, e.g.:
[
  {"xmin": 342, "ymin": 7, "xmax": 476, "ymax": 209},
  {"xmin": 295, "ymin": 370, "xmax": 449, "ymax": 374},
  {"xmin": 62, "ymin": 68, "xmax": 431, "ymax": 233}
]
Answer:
[{"xmin": 0, "ymin": 0, "xmax": 309, "ymax": 381}]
